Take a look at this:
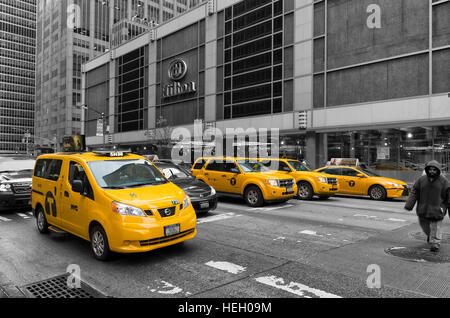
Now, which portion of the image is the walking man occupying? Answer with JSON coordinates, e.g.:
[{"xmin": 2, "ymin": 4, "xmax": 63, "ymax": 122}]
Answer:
[{"xmin": 404, "ymin": 160, "xmax": 450, "ymax": 252}]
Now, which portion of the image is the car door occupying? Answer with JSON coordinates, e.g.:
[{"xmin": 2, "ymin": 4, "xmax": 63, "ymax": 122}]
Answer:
[
  {"xmin": 341, "ymin": 168, "xmax": 365, "ymax": 195},
  {"xmin": 216, "ymin": 161, "xmax": 243, "ymax": 194},
  {"xmin": 204, "ymin": 160, "xmax": 224, "ymax": 191},
  {"xmin": 61, "ymin": 160, "xmax": 95, "ymax": 236},
  {"xmin": 36, "ymin": 159, "xmax": 63, "ymax": 227}
]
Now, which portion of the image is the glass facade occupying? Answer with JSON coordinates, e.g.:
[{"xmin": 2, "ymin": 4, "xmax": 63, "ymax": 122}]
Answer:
[
  {"xmin": 0, "ymin": 0, "xmax": 36, "ymax": 153},
  {"xmin": 218, "ymin": 0, "xmax": 294, "ymax": 120}
]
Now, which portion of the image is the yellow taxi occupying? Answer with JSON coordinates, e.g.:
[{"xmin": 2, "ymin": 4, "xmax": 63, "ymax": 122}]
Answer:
[
  {"xmin": 259, "ymin": 158, "xmax": 339, "ymax": 200},
  {"xmin": 315, "ymin": 165, "xmax": 409, "ymax": 201},
  {"xmin": 191, "ymin": 157, "xmax": 297, "ymax": 207},
  {"xmin": 32, "ymin": 150, "xmax": 197, "ymax": 261}
]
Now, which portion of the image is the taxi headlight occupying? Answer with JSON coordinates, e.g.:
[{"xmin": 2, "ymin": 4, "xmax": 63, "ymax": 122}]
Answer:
[
  {"xmin": 317, "ymin": 177, "xmax": 327, "ymax": 183},
  {"xmin": 266, "ymin": 179, "xmax": 279, "ymax": 187},
  {"xmin": 0, "ymin": 183, "xmax": 11, "ymax": 192},
  {"xmin": 183, "ymin": 194, "xmax": 191, "ymax": 210},
  {"xmin": 386, "ymin": 182, "xmax": 403, "ymax": 188},
  {"xmin": 112, "ymin": 201, "xmax": 146, "ymax": 217},
  {"xmin": 210, "ymin": 186, "xmax": 216, "ymax": 196}
]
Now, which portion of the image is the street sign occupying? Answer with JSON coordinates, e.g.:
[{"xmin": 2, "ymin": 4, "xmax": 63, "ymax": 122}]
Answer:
[{"xmin": 96, "ymin": 119, "xmax": 103, "ymax": 137}]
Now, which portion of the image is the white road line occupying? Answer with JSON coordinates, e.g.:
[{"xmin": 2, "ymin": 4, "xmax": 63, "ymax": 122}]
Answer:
[
  {"xmin": 255, "ymin": 275, "xmax": 341, "ymax": 298},
  {"xmin": 0, "ymin": 216, "xmax": 12, "ymax": 222},
  {"xmin": 299, "ymin": 230, "xmax": 324, "ymax": 237},
  {"xmin": 17, "ymin": 213, "xmax": 30, "ymax": 219},
  {"xmin": 197, "ymin": 212, "xmax": 241, "ymax": 224},
  {"xmin": 149, "ymin": 280, "xmax": 185, "ymax": 295},
  {"xmin": 205, "ymin": 261, "xmax": 247, "ymax": 274},
  {"xmin": 386, "ymin": 218, "xmax": 407, "ymax": 222},
  {"xmin": 27, "ymin": 212, "xmax": 33, "ymax": 216},
  {"xmin": 247, "ymin": 205, "xmax": 294, "ymax": 212}
]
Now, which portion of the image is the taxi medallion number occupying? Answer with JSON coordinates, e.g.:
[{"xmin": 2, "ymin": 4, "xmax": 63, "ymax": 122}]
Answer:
[{"xmin": 165, "ymin": 224, "xmax": 180, "ymax": 237}]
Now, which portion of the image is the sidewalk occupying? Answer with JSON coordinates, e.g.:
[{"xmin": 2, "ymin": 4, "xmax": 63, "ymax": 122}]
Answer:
[{"xmin": 309, "ymin": 222, "xmax": 450, "ymax": 297}]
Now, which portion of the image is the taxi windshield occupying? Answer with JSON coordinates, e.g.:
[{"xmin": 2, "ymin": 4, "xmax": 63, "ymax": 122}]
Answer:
[
  {"xmin": 287, "ymin": 160, "xmax": 311, "ymax": 172},
  {"xmin": 237, "ymin": 160, "xmax": 270, "ymax": 173},
  {"xmin": 87, "ymin": 159, "xmax": 168, "ymax": 189}
]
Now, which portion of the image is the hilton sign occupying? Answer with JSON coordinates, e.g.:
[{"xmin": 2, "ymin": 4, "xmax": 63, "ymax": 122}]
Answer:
[{"xmin": 162, "ymin": 59, "xmax": 197, "ymax": 99}]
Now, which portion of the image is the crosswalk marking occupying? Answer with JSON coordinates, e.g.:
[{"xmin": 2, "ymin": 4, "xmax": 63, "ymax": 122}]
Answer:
[
  {"xmin": 205, "ymin": 261, "xmax": 247, "ymax": 274},
  {"xmin": 17, "ymin": 213, "xmax": 31, "ymax": 219},
  {"xmin": 197, "ymin": 212, "xmax": 241, "ymax": 224},
  {"xmin": 255, "ymin": 275, "xmax": 341, "ymax": 298},
  {"xmin": 0, "ymin": 216, "xmax": 12, "ymax": 222},
  {"xmin": 247, "ymin": 204, "xmax": 294, "ymax": 212}
]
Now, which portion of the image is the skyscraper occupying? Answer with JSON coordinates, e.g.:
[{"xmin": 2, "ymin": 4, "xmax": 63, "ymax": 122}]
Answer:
[
  {"xmin": 0, "ymin": 0, "xmax": 36, "ymax": 154},
  {"xmin": 35, "ymin": 0, "xmax": 207, "ymax": 151}
]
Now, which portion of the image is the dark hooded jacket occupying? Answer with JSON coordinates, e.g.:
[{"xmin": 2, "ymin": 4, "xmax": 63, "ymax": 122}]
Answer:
[{"xmin": 404, "ymin": 160, "xmax": 450, "ymax": 220}]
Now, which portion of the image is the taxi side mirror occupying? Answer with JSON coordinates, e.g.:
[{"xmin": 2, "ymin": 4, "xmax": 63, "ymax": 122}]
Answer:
[
  {"xmin": 230, "ymin": 168, "xmax": 240, "ymax": 174},
  {"xmin": 72, "ymin": 180, "xmax": 83, "ymax": 193}
]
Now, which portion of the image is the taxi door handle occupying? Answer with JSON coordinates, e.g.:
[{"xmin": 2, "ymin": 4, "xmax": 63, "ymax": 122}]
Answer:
[
  {"xmin": 64, "ymin": 191, "xmax": 69, "ymax": 198},
  {"xmin": 221, "ymin": 175, "xmax": 227, "ymax": 178}
]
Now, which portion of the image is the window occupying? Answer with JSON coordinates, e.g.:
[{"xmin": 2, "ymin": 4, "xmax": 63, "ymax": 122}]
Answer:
[
  {"xmin": 341, "ymin": 168, "xmax": 360, "ymax": 177},
  {"xmin": 69, "ymin": 161, "xmax": 94, "ymax": 199},
  {"xmin": 46, "ymin": 160, "xmax": 63, "ymax": 181},
  {"xmin": 34, "ymin": 159, "xmax": 51, "ymax": 178},
  {"xmin": 193, "ymin": 159, "xmax": 207, "ymax": 170},
  {"xmin": 321, "ymin": 168, "xmax": 342, "ymax": 176}
]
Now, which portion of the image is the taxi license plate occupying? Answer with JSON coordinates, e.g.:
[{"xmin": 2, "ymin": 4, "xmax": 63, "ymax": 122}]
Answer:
[
  {"xmin": 165, "ymin": 224, "xmax": 180, "ymax": 237},
  {"xmin": 200, "ymin": 202, "xmax": 209, "ymax": 209}
]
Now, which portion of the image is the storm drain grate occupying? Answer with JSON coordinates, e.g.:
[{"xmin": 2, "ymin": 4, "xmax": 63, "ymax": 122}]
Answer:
[
  {"xmin": 20, "ymin": 274, "xmax": 107, "ymax": 298},
  {"xmin": 409, "ymin": 232, "xmax": 450, "ymax": 244},
  {"xmin": 385, "ymin": 246, "xmax": 450, "ymax": 263}
]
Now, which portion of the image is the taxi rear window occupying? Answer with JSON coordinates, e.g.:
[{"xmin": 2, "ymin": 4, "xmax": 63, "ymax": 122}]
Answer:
[{"xmin": 193, "ymin": 159, "xmax": 207, "ymax": 170}]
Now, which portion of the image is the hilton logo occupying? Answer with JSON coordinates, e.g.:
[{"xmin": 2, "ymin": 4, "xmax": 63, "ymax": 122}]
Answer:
[{"xmin": 163, "ymin": 58, "xmax": 197, "ymax": 99}]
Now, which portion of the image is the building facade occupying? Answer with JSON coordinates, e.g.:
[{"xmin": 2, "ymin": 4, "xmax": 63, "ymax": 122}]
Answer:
[
  {"xmin": 35, "ymin": 0, "xmax": 206, "ymax": 151},
  {"xmin": 83, "ymin": 0, "xmax": 450, "ymax": 183},
  {"xmin": 0, "ymin": 0, "xmax": 36, "ymax": 153}
]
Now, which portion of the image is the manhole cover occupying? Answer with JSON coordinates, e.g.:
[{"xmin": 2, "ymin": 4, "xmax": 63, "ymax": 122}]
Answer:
[
  {"xmin": 385, "ymin": 247, "xmax": 450, "ymax": 263},
  {"xmin": 409, "ymin": 232, "xmax": 450, "ymax": 244},
  {"xmin": 19, "ymin": 274, "xmax": 107, "ymax": 298}
]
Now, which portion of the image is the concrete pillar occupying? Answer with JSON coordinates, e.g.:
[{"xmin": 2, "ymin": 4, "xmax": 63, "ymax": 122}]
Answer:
[{"xmin": 306, "ymin": 132, "xmax": 328, "ymax": 169}]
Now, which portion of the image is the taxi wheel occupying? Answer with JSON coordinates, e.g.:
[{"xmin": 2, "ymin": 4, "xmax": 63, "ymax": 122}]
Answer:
[
  {"xmin": 244, "ymin": 186, "xmax": 264, "ymax": 207},
  {"xmin": 90, "ymin": 225, "xmax": 111, "ymax": 261},
  {"xmin": 369, "ymin": 185, "xmax": 387, "ymax": 201},
  {"xmin": 297, "ymin": 182, "xmax": 314, "ymax": 200},
  {"xmin": 36, "ymin": 207, "xmax": 49, "ymax": 234}
]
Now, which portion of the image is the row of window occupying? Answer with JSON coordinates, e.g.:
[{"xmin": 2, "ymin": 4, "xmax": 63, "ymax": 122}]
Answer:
[
  {"xmin": 1, "ymin": 0, "xmax": 36, "ymax": 14},
  {"xmin": 0, "ymin": 47, "xmax": 34, "ymax": 62},
  {"xmin": 0, "ymin": 38, "xmax": 35, "ymax": 54},
  {"xmin": 0, "ymin": 83, "xmax": 34, "ymax": 95},
  {"xmin": 0, "ymin": 100, "xmax": 34, "ymax": 111},
  {"xmin": 0, "ymin": 8, "xmax": 36, "ymax": 29},
  {"xmin": 0, "ymin": 29, "xmax": 35, "ymax": 47},
  {"xmin": 0, "ymin": 91, "xmax": 34, "ymax": 102},
  {"xmin": 0, "ymin": 65, "xmax": 35, "ymax": 79},
  {"xmin": 0, "ymin": 74, "xmax": 34, "ymax": 86},
  {"xmin": 0, "ymin": 109, "xmax": 34, "ymax": 119},
  {"xmin": 0, "ymin": 21, "xmax": 35, "ymax": 39}
]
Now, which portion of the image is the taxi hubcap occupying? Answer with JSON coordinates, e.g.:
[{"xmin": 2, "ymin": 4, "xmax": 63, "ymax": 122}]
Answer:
[
  {"xmin": 298, "ymin": 185, "xmax": 309, "ymax": 198},
  {"xmin": 37, "ymin": 211, "xmax": 44, "ymax": 230},
  {"xmin": 92, "ymin": 232, "xmax": 105, "ymax": 256},
  {"xmin": 247, "ymin": 190, "xmax": 258, "ymax": 204},
  {"xmin": 371, "ymin": 187, "xmax": 383, "ymax": 199}
]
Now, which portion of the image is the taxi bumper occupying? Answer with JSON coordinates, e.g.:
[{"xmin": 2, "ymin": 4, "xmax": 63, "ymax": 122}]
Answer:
[
  {"xmin": 108, "ymin": 207, "xmax": 197, "ymax": 253},
  {"xmin": 386, "ymin": 187, "xmax": 409, "ymax": 198},
  {"xmin": 315, "ymin": 183, "xmax": 339, "ymax": 195},
  {"xmin": 263, "ymin": 184, "xmax": 298, "ymax": 201}
]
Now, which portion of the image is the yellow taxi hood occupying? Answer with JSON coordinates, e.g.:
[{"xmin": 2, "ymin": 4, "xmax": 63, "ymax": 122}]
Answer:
[
  {"xmin": 103, "ymin": 183, "xmax": 185, "ymax": 209},
  {"xmin": 368, "ymin": 177, "xmax": 407, "ymax": 186}
]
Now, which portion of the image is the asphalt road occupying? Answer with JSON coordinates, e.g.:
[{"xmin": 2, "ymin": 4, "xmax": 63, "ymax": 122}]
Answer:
[{"xmin": 1, "ymin": 195, "xmax": 449, "ymax": 299}]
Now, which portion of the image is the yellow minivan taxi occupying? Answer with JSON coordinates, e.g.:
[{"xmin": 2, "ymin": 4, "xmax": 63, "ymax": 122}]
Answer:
[
  {"xmin": 191, "ymin": 157, "xmax": 297, "ymax": 207},
  {"xmin": 259, "ymin": 158, "xmax": 339, "ymax": 200},
  {"xmin": 32, "ymin": 151, "xmax": 197, "ymax": 261},
  {"xmin": 315, "ymin": 165, "xmax": 409, "ymax": 201}
]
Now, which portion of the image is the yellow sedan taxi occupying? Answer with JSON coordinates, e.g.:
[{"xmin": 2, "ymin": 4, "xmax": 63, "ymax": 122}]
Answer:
[
  {"xmin": 315, "ymin": 165, "xmax": 409, "ymax": 201},
  {"xmin": 32, "ymin": 150, "xmax": 197, "ymax": 261}
]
